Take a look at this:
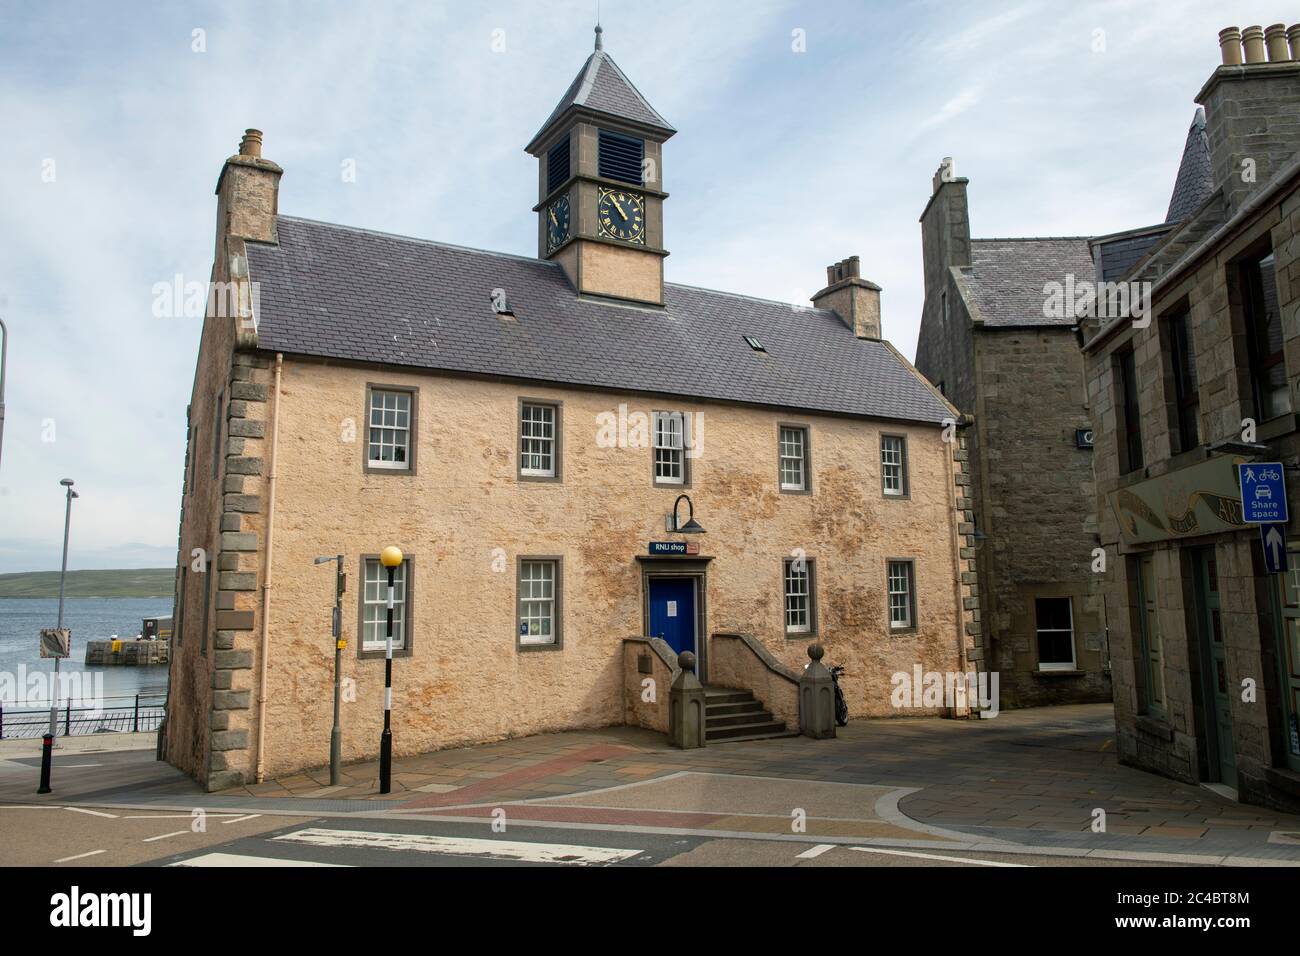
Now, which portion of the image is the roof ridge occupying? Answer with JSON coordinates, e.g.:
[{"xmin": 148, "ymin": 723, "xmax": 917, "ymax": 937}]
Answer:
[
  {"xmin": 275, "ymin": 215, "xmax": 560, "ymax": 269},
  {"xmin": 972, "ymin": 236, "xmax": 1092, "ymax": 242},
  {"xmin": 276, "ymin": 215, "xmax": 840, "ymax": 316}
]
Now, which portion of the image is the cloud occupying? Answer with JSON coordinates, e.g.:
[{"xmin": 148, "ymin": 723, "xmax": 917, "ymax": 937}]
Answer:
[{"xmin": 0, "ymin": 0, "xmax": 1255, "ymax": 573}]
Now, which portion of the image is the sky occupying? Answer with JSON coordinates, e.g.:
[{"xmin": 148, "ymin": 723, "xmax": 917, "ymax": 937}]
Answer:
[{"xmin": 0, "ymin": 0, "xmax": 1268, "ymax": 573}]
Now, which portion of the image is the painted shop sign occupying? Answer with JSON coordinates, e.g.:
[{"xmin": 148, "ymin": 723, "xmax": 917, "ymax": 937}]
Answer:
[
  {"xmin": 648, "ymin": 542, "xmax": 699, "ymax": 556},
  {"xmin": 1110, "ymin": 456, "xmax": 1249, "ymax": 546}
]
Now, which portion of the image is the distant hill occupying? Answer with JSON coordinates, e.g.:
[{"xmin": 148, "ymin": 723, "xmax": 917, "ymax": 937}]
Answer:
[{"xmin": 0, "ymin": 568, "xmax": 175, "ymax": 598}]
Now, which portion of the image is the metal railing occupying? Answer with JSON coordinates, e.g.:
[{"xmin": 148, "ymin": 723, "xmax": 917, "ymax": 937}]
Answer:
[{"xmin": 0, "ymin": 694, "xmax": 167, "ymax": 739}]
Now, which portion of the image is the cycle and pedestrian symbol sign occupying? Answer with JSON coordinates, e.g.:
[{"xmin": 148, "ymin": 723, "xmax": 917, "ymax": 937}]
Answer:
[
  {"xmin": 1239, "ymin": 463, "xmax": 1289, "ymax": 574},
  {"xmin": 1238, "ymin": 463, "xmax": 1288, "ymax": 523}
]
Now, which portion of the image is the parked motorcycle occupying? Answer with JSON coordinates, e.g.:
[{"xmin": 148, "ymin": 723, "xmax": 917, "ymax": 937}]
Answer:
[{"xmin": 830, "ymin": 664, "xmax": 848, "ymax": 726}]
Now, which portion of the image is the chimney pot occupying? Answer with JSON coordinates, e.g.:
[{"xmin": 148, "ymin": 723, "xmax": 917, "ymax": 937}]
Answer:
[
  {"xmin": 1219, "ymin": 26, "xmax": 1243, "ymax": 65},
  {"xmin": 1242, "ymin": 25, "xmax": 1266, "ymax": 63},
  {"xmin": 239, "ymin": 129, "xmax": 264, "ymax": 158},
  {"xmin": 1287, "ymin": 24, "xmax": 1300, "ymax": 60},
  {"xmin": 826, "ymin": 265, "xmax": 836, "ymax": 286},
  {"xmin": 848, "ymin": 255, "xmax": 860, "ymax": 279},
  {"xmin": 1265, "ymin": 23, "xmax": 1289, "ymax": 61}
]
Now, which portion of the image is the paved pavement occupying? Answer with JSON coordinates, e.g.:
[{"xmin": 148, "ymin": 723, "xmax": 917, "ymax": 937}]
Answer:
[{"xmin": 4, "ymin": 704, "xmax": 1300, "ymax": 866}]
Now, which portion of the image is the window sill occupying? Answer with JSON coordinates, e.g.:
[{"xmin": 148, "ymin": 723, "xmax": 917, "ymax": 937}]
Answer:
[
  {"xmin": 888, "ymin": 625, "xmax": 917, "ymax": 636},
  {"xmin": 518, "ymin": 640, "xmax": 562, "ymax": 652},
  {"xmin": 784, "ymin": 631, "xmax": 817, "ymax": 640},
  {"xmin": 1033, "ymin": 668, "xmax": 1084, "ymax": 678},
  {"xmin": 358, "ymin": 647, "xmax": 413, "ymax": 661}
]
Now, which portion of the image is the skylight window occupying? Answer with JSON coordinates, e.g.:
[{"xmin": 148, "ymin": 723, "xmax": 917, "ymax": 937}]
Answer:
[{"xmin": 743, "ymin": 335, "xmax": 766, "ymax": 352}]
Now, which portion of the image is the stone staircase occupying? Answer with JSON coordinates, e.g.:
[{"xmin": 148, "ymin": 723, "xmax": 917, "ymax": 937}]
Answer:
[{"xmin": 704, "ymin": 686, "xmax": 796, "ymax": 743}]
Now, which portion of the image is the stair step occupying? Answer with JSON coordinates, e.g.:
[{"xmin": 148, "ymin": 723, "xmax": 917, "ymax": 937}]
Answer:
[
  {"xmin": 703, "ymin": 688, "xmax": 753, "ymax": 704},
  {"xmin": 705, "ymin": 701, "xmax": 764, "ymax": 717},
  {"xmin": 706, "ymin": 710, "xmax": 774, "ymax": 728},
  {"xmin": 706, "ymin": 719, "xmax": 788, "ymax": 741}
]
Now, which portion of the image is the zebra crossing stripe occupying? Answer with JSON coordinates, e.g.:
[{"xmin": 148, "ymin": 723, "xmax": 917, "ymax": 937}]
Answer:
[
  {"xmin": 172, "ymin": 852, "xmax": 347, "ymax": 867},
  {"xmin": 273, "ymin": 827, "xmax": 642, "ymax": 865}
]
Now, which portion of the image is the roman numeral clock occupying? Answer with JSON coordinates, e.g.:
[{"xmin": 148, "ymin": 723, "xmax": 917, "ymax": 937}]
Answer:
[{"xmin": 597, "ymin": 187, "xmax": 645, "ymax": 243}]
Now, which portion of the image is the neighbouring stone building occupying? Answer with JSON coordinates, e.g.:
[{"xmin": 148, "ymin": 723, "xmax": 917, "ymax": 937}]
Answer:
[
  {"xmin": 1081, "ymin": 24, "xmax": 1300, "ymax": 811},
  {"xmin": 163, "ymin": 29, "xmax": 981, "ymax": 791},
  {"xmin": 915, "ymin": 163, "xmax": 1111, "ymax": 708}
]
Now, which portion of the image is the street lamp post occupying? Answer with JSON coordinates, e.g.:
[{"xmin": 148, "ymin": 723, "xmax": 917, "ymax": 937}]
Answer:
[
  {"xmin": 378, "ymin": 545, "xmax": 403, "ymax": 794},
  {"xmin": 49, "ymin": 479, "xmax": 78, "ymax": 738},
  {"xmin": 314, "ymin": 554, "xmax": 346, "ymax": 786}
]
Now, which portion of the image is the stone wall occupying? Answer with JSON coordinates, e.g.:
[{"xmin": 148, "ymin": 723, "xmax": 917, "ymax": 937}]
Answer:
[
  {"xmin": 237, "ymin": 362, "xmax": 971, "ymax": 781},
  {"xmin": 622, "ymin": 636, "xmax": 676, "ymax": 732},
  {"xmin": 1085, "ymin": 170, "xmax": 1300, "ymax": 811},
  {"xmin": 972, "ymin": 328, "xmax": 1110, "ymax": 707},
  {"xmin": 710, "ymin": 632, "xmax": 801, "ymax": 727}
]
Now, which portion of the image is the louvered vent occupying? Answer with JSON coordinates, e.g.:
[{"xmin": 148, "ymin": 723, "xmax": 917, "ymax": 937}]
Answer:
[
  {"xmin": 598, "ymin": 129, "xmax": 644, "ymax": 185},
  {"xmin": 547, "ymin": 137, "xmax": 570, "ymax": 195}
]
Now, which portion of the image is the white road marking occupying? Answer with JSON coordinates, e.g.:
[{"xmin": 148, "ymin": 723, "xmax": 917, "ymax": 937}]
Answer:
[
  {"xmin": 143, "ymin": 830, "xmax": 192, "ymax": 843},
  {"xmin": 122, "ymin": 813, "xmax": 246, "ymax": 820},
  {"xmin": 56, "ymin": 763, "xmax": 103, "ymax": 768},
  {"xmin": 0, "ymin": 805, "xmax": 63, "ymax": 810},
  {"xmin": 222, "ymin": 814, "xmax": 263, "ymax": 825},
  {"xmin": 173, "ymin": 852, "xmax": 346, "ymax": 868},
  {"xmin": 796, "ymin": 844, "xmax": 836, "ymax": 859},
  {"xmin": 849, "ymin": 846, "xmax": 1030, "ymax": 867},
  {"xmin": 274, "ymin": 827, "xmax": 642, "ymax": 865},
  {"xmin": 54, "ymin": 850, "xmax": 105, "ymax": 863},
  {"xmin": 64, "ymin": 807, "xmax": 117, "ymax": 818}
]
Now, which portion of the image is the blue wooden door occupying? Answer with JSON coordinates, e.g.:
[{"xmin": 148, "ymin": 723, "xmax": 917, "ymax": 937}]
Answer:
[{"xmin": 649, "ymin": 578, "xmax": 696, "ymax": 656}]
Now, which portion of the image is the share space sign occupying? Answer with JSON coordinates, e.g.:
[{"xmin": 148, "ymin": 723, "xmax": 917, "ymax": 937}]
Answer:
[{"xmin": 1238, "ymin": 462, "xmax": 1288, "ymax": 524}]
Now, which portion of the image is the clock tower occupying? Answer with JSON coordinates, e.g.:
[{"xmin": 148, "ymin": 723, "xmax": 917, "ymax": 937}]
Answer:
[{"xmin": 526, "ymin": 26, "xmax": 674, "ymax": 306}]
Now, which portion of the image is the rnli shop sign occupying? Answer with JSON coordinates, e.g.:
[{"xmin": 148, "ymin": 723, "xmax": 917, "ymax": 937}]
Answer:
[
  {"xmin": 648, "ymin": 542, "xmax": 699, "ymax": 556},
  {"xmin": 1238, "ymin": 462, "xmax": 1288, "ymax": 524}
]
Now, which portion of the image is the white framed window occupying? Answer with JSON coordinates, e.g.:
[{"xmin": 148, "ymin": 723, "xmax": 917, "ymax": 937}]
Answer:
[
  {"xmin": 362, "ymin": 558, "xmax": 408, "ymax": 651},
  {"xmin": 882, "ymin": 435, "xmax": 908, "ymax": 496},
  {"xmin": 1035, "ymin": 597, "xmax": 1076, "ymax": 671},
  {"xmin": 367, "ymin": 389, "xmax": 412, "ymax": 470},
  {"xmin": 520, "ymin": 402, "xmax": 557, "ymax": 478},
  {"xmin": 518, "ymin": 559, "xmax": 559, "ymax": 646},
  {"xmin": 654, "ymin": 411, "xmax": 686, "ymax": 485},
  {"xmin": 779, "ymin": 426, "xmax": 808, "ymax": 492},
  {"xmin": 784, "ymin": 558, "xmax": 814, "ymax": 635},
  {"xmin": 888, "ymin": 560, "xmax": 915, "ymax": 629}
]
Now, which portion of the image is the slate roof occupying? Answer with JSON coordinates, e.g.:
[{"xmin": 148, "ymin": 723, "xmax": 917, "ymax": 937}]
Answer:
[
  {"xmin": 961, "ymin": 238, "xmax": 1095, "ymax": 327},
  {"xmin": 1165, "ymin": 108, "xmax": 1214, "ymax": 223},
  {"xmin": 528, "ymin": 48, "xmax": 675, "ymax": 150},
  {"xmin": 246, "ymin": 216, "xmax": 952, "ymax": 426}
]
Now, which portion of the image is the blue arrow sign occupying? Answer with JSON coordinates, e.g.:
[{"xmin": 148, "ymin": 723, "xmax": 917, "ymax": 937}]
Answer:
[
  {"xmin": 1261, "ymin": 523, "xmax": 1288, "ymax": 574},
  {"xmin": 1238, "ymin": 462, "xmax": 1288, "ymax": 524}
]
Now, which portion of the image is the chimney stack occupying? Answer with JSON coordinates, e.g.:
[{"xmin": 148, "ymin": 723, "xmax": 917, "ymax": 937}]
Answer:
[
  {"xmin": 811, "ymin": 257, "xmax": 882, "ymax": 340},
  {"xmin": 214, "ymin": 129, "xmax": 283, "ymax": 346},
  {"xmin": 1197, "ymin": 26, "xmax": 1300, "ymax": 216}
]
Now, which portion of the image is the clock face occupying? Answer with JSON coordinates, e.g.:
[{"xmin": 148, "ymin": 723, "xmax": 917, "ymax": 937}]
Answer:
[
  {"xmin": 597, "ymin": 188, "xmax": 645, "ymax": 244},
  {"xmin": 546, "ymin": 195, "xmax": 570, "ymax": 252}
]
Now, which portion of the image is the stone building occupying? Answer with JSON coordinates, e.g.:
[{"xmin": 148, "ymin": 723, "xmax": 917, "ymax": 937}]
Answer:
[
  {"xmin": 915, "ymin": 164, "xmax": 1111, "ymax": 708},
  {"xmin": 163, "ymin": 29, "xmax": 980, "ymax": 791},
  {"xmin": 1081, "ymin": 24, "xmax": 1300, "ymax": 810}
]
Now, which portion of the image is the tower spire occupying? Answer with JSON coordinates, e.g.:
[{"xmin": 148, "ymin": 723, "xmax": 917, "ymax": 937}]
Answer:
[{"xmin": 594, "ymin": 23, "xmax": 603, "ymax": 51}]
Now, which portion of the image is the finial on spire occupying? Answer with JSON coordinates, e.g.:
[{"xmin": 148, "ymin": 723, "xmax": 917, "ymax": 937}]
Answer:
[{"xmin": 594, "ymin": 23, "xmax": 603, "ymax": 51}]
